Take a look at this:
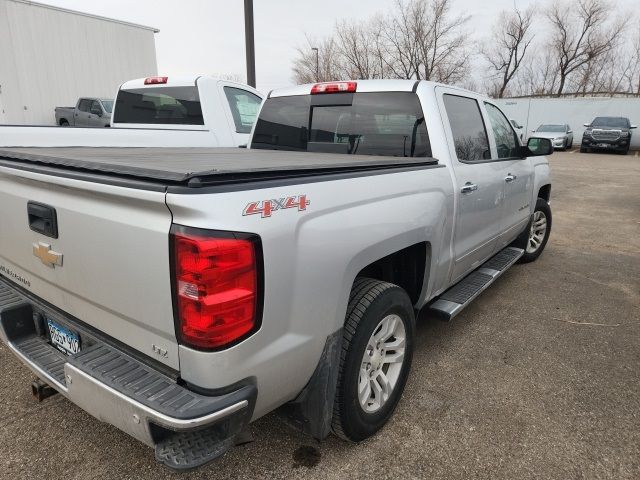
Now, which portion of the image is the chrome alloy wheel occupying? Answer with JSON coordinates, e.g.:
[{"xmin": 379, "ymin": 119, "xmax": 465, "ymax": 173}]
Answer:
[
  {"xmin": 358, "ymin": 314, "xmax": 406, "ymax": 413},
  {"xmin": 527, "ymin": 210, "xmax": 547, "ymax": 254}
]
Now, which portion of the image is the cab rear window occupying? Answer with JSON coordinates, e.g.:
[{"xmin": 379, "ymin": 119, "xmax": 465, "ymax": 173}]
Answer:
[
  {"xmin": 252, "ymin": 92, "xmax": 431, "ymax": 157},
  {"xmin": 113, "ymin": 87, "xmax": 204, "ymax": 125}
]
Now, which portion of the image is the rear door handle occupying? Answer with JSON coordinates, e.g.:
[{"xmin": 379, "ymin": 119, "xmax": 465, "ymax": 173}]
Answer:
[
  {"xmin": 461, "ymin": 182, "xmax": 478, "ymax": 194},
  {"xmin": 505, "ymin": 174, "xmax": 517, "ymax": 183}
]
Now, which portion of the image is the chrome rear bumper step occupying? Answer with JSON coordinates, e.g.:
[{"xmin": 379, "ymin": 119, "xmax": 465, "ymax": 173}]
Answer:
[
  {"xmin": 0, "ymin": 276, "xmax": 256, "ymax": 470},
  {"xmin": 429, "ymin": 247, "xmax": 524, "ymax": 321}
]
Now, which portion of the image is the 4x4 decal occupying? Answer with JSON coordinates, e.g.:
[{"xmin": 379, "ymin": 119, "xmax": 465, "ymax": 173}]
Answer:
[{"xmin": 243, "ymin": 195, "xmax": 310, "ymax": 218}]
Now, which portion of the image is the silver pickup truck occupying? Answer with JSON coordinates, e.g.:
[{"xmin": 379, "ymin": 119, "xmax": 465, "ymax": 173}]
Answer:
[
  {"xmin": 0, "ymin": 80, "xmax": 552, "ymax": 470},
  {"xmin": 54, "ymin": 98, "xmax": 113, "ymax": 127}
]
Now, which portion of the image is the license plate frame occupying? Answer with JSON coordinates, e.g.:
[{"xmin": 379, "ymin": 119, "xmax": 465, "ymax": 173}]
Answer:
[{"xmin": 47, "ymin": 319, "xmax": 81, "ymax": 355}]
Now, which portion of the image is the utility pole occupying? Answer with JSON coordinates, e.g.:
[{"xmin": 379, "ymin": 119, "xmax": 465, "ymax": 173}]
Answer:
[
  {"xmin": 244, "ymin": 0, "xmax": 256, "ymax": 87},
  {"xmin": 311, "ymin": 47, "xmax": 319, "ymax": 82}
]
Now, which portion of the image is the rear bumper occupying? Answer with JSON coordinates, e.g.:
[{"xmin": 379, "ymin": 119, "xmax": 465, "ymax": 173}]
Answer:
[{"xmin": 0, "ymin": 275, "xmax": 255, "ymax": 467}]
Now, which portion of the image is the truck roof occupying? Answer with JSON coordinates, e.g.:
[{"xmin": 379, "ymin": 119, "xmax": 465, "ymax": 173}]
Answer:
[
  {"xmin": 119, "ymin": 75, "xmax": 263, "ymax": 94},
  {"xmin": 0, "ymin": 147, "xmax": 438, "ymax": 189},
  {"xmin": 268, "ymin": 79, "xmax": 477, "ymax": 98}
]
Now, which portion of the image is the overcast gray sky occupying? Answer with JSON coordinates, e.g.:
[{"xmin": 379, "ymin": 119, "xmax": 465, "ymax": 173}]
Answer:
[{"xmin": 40, "ymin": 0, "xmax": 536, "ymax": 93}]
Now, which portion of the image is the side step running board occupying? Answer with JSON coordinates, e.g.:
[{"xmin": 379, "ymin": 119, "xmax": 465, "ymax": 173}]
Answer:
[{"xmin": 429, "ymin": 247, "xmax": 524, "ymax": 321}]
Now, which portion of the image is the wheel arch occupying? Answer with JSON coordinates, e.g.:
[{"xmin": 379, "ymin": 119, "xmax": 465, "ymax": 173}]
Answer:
[
  {"xmin": 538, "ymin": 184, "xmax": 551, "ymax": 202},
  {"xmin": 354, "ymin": 241, "xmax": 431, "ymax": 307}
]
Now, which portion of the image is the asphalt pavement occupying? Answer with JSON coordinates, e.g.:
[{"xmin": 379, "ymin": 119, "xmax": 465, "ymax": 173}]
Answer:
[{"xmin": 0, "ymin": 150, "xmax": 638, "ymax": 479}]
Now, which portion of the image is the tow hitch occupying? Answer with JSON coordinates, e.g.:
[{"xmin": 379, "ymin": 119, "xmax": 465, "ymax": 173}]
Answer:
[{"xmin": 31, "ymin": 378, "xmax": 58, "ymax": 402}]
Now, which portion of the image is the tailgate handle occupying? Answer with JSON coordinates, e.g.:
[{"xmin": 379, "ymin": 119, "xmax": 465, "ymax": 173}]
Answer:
[{"xmin": 27, "ymin": 202, "xmax": 58, "ymax": 239}]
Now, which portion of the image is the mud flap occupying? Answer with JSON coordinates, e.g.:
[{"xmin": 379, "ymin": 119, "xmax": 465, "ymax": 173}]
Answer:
[{"xmin": 278, "ymin": 329, "xmax": 342, "ymax": 440}]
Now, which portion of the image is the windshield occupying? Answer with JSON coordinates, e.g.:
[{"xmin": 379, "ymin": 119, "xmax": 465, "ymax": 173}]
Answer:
[
  {"xmin": 252, "ymin": 92, "xmax": 431, "ymax": 157},
  {"xmin": 537, "ymin": 124, "xmax": 565, "ymax": 132},
  {"xmin": 113, "ymin": 86, "xmax": 204, "ymax": 125},
  {"xmin": 591, "ymin": 117, "xmax": 629, "ymax": 128},
  {"xmin": 101, "ymin": 100, "xmax": 114, "ymax": 113}
]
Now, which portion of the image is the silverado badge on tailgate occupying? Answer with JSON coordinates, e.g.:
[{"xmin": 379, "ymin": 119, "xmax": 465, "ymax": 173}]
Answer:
[{"xmin": 32, "ymin": 242, "xmax": 63, "ymax": 268}]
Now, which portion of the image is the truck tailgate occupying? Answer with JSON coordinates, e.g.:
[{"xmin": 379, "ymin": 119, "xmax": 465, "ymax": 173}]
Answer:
[{"xmin": 0, "ymin": 166, "xmax": 178, "ymax": 369}]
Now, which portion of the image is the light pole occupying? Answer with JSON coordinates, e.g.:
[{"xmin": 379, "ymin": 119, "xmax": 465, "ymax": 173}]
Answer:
[
  {"xmin": 244, "ymin": 0, "xmax": 256, "ymax": 88},
  {"xmin": 311, "ymin": 47, "xmax": 319, "ymax": 82}
]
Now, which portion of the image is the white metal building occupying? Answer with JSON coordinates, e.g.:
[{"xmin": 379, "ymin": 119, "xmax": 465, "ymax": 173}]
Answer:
[{"xmin": 0, "ymin": 0, "xmax": 158, "ymax": 125}]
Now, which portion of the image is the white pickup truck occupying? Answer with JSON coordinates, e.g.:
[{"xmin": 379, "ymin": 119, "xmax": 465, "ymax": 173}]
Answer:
[
  {"xmin": 0, "ymin": 75, "xmax": 263, "ymax": 148},
  {"xmin": 0, "ymin": 80, "xmax": 552, "ymax": 470}
]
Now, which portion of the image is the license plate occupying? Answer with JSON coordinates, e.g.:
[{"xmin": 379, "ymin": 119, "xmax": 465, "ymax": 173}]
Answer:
[
  {"xmin": 597, "ymin": 143, "xmax": 610, "ymax": 148},
  {"xmin": 47, "ymin": 319, "xmax": 80, "ymax": 355}
]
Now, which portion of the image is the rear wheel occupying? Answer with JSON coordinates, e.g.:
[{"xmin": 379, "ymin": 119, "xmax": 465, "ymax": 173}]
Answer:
[
  {"xmin": 331, "ymin": 278, "xmax": 415, "ymax": 442},
  {"xmin": 60, "ymin": 119, "xmax": 69, "ymax": 127}
]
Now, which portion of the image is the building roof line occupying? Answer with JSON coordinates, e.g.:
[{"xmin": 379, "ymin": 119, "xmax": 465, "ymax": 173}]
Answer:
[{"xmin": 7, "ymin": 0, "xmax": 160, "ymax": 33}]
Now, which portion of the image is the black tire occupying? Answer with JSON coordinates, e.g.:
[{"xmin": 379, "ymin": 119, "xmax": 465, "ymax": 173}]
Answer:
[
  {"xmin": 618, "ymin": 147, "xmax": 629, "ymax": 155},
  {"xmin": 60, "ymin": 119, "xmax": 69, "ymax": 127},
  {"xmin": 580, "ymin": 146, "xmax": 589, "ymax": 153},
  {"xmin": 513, "ymin": 197, "xmax": 552, "ymax": 263},
  {"xmin": 331, "ymin": 278, "xmax": 415, "ymax": 442}
]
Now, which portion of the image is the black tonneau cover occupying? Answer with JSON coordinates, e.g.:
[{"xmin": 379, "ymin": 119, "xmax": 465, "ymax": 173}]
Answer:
[{"xmin": 0, "ymin": 147, "xmax": 438, "ymax": 188}]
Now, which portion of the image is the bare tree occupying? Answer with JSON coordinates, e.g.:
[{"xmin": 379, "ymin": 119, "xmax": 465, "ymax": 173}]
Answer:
[
  {"xmin": 620, "ymin": 25, "xmax": 640, "ymax": 94},
  {"xmin": 291, "ymin": 0, "xmax": 470, "ymax": 85},
  {"xmin": 292, "ymin": 36, "xmax": 341, "ymax": 84},
  {"xmin": 379, "ymin": 1, "xmax": 422, "ymax": 79},
  {"xmin": 414, "ymin": 0, "xmax": 470, "ymax": 83},
  {"xmin": 483, "ymin": 7, "xmax": 535, "ymax": 98},
  {"xmin": 547, "ymin": 0, "xmax": 627, "ymax": 96},
  {"xmin": 335, "ymin": 19, "xmax": 388, "ymax": 79}
]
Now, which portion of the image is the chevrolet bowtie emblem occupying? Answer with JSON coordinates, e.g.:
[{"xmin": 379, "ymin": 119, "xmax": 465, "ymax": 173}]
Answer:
[{"xmin": 32, "ymin": 242, "xmax": 63, "ymax": 268}]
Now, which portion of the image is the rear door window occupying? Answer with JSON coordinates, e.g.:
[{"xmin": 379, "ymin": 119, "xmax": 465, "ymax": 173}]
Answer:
[
  {"xmin": 113, "ymin": 87, "xmax": 204, "ymax": 125},
  {"xmin": 442, "ymin": 94, "xmax": 490, "ymax": 162},
  {"xmin": 77, "ymin": 99, "xmax": 92, "ymax": 112},
  {"xmin": 223, "ymin": 87, "xmax": 262, "ymax": 133},
  {"xmin": 252, "ymin": 92, "xmax": 431, "ymax": 157}
]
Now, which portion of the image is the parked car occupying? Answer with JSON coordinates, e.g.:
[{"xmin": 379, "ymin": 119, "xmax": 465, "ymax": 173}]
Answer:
[
  {"xmin": 0, "ymin": 80, "xmax": 553, "ymax": 470},
  {"xmin": 1, "ymin": 76, "xmax": 263, "ymax": 148},
  {"xmin": 580, "ymin": 116, "xmax": 637, "ymax": 155},
  {"xmin": 530, "ymin": 124, "xmax": 573, "ymax": 150},
  {"xmin": 55, "ymin": 98, "xmax": 113, "ymax": 127},
  {"xmin": 510, "ymin": 119, "xmax": 525, "ymax": 141}
]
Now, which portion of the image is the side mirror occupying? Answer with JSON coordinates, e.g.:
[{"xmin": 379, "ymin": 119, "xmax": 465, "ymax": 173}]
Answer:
[
  {"xmin": 525, "ymin": 137, "xmax": 553, "ymax": 156},
  {"xmin": 568, "ymin": 130, "xmax": 573, "ymax": 134},
  {"xmin": 583, "ymin": 123, "xmax": 591, "ymax": 127},
  {"xmin": 531, "ymin": 129, "xmax": 536, "ymax": 133},
  {"xmin": 91, "ymin": 107, "xmax": 102, "ymax": 116}
]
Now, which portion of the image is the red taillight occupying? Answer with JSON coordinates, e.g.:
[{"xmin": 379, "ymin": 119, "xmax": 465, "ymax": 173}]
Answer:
[
  {"xmin": 144, "ymin": 76, "xmax": 168, "ymax": 85},
  {"xmin": 310, "ymin": 81, "xmax": 357, "ymax": 94},
  {"xmin": 172, "ymin": 227, "xmax": 261, "ymax": 350}
]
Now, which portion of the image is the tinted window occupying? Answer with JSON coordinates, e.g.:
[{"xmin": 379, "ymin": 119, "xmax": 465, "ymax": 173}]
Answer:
[
  {"xmin": 224, "ymin": 87, "xmax": 262, "ymax": 133},
  {"xmin": 485, "ymin": 103, "xmax": 520, "ymax": 158},
  {"xmin": 113, "ymin": 87, "xmax": 204, "ymax": 125},
  {"xmin": 591, "ymin": 117, "xmax": 629, "ymax": 128},
  {"xmin": 537, "ymin": 124, "xmax": 566, "ymax": 132},
  {"xmin": 443, "ymin": 95, "xmax": 490, "ymax": 162},
  {"xmin": 102, "ymin": 100, "xmax": 114, "ymax": 113},
  {"xmin": 252, "ymin": 92, "xmax": 431, "ymax": 157},
  {"xmin": 90, "ymin": 100, "xmax": 102, "ymax": 113},
  {"xmin": 77, "ymin": 99, "xmax": 92, "ymax": 112}
]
